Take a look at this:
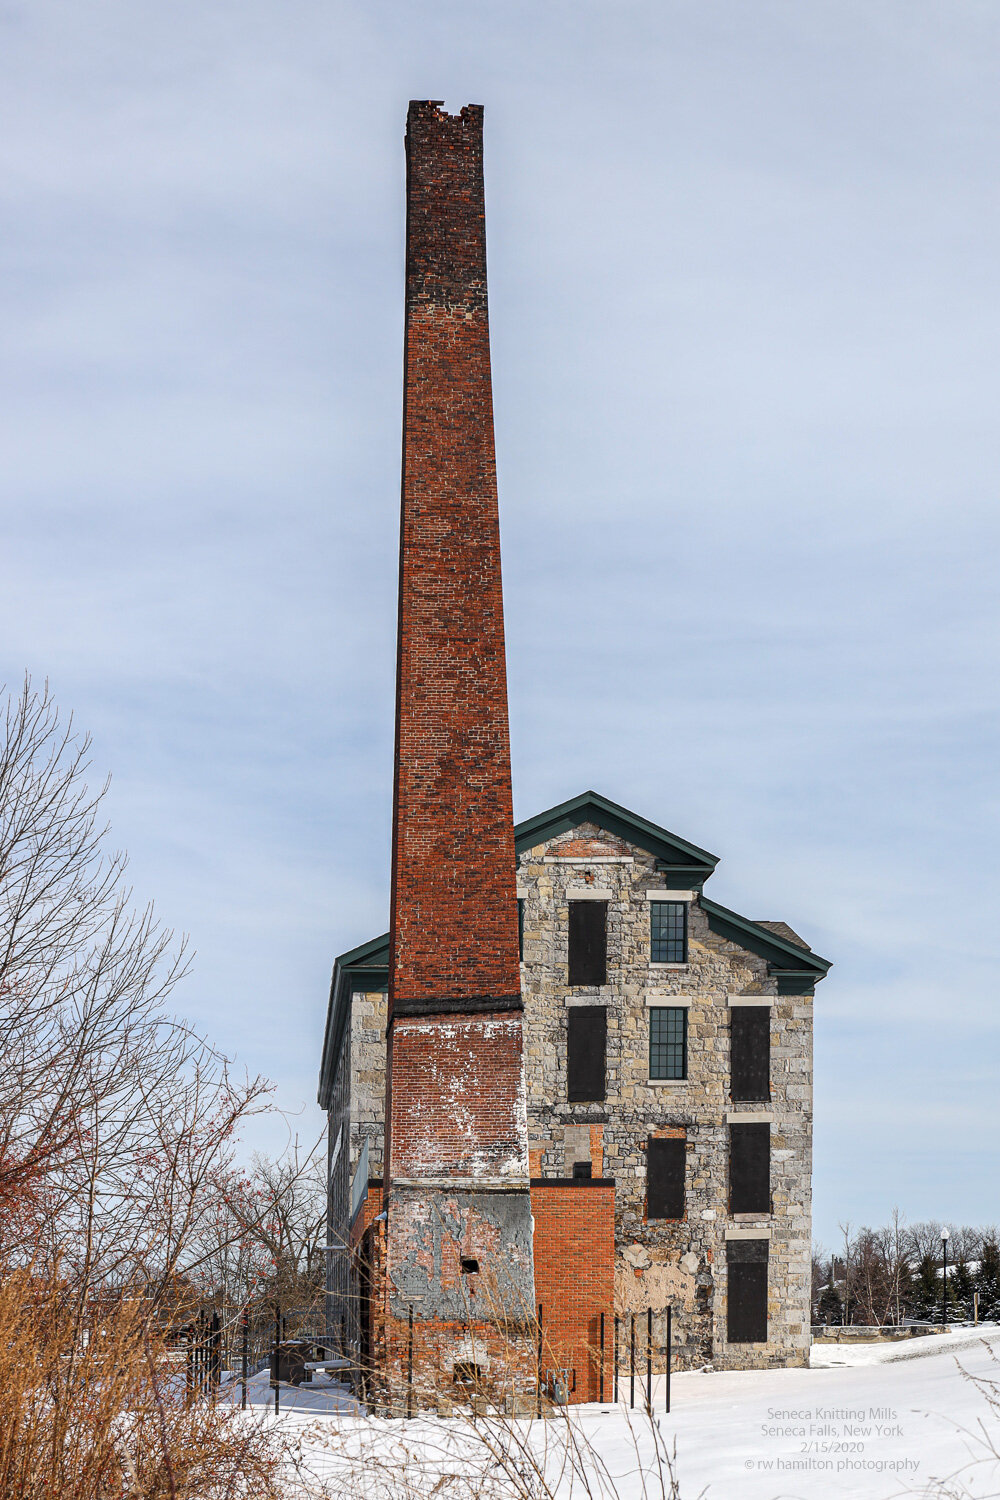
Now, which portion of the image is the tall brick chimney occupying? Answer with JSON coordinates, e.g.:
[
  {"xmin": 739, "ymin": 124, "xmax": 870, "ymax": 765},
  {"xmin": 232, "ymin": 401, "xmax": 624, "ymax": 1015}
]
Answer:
[{"xmin": 382, "ymin": 101, "xmax": 535, "ymax": 1401}]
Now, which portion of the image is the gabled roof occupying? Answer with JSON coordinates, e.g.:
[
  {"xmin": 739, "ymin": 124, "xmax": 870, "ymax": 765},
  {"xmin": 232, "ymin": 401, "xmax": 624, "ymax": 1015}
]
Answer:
[
  {"xmin": 514, "ymin": 790, "xmax": 719, "ymax": 886},
  {"xmin": 317, "ymin": 791, "xmax": 830, "ymax": 1106},
  {"xmin": 699, "ymin": 895, "xmax": 830, "ymax": 994}
]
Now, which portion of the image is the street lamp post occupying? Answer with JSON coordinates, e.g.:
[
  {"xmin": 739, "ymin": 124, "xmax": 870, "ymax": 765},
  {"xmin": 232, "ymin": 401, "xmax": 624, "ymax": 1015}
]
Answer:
[{"xmin": 941, "ymin": 1227, "xmax": 950, "ymax": 1329}]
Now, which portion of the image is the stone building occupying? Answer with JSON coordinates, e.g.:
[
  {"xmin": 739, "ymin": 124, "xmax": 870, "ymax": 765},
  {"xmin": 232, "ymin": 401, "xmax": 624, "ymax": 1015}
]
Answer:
[
  {"xmin": 320, "ymin": 788, "xmax": 830, "ymax": 1376},
  {"xmin": 318, "ymin": 99, "xmax": 830, "ymax": 1404}
]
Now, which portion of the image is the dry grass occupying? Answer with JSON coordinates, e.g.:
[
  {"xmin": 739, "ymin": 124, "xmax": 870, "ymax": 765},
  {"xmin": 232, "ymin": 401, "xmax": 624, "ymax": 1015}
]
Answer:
[{"xmin": 0, "ymin": 1269, "xmax": 287, "ymax": 1500}]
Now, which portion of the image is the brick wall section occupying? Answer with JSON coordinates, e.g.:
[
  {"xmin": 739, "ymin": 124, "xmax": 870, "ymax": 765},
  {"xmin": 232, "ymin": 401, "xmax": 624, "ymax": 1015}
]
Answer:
[
  {"xmin": 388, "ymin": 1014, "xmax": 529, "ymax": 1177},
  {"xmin": 531, "ymin": 1181, "xmax": 615, "ymax": 1403},
  {"xmin": 389, "ymin": 99, "xmax": 520, "ymax": 1014},
  {"xmin": 350, "ymin": 1180, "xmax": 383, "ymax": 1253}
]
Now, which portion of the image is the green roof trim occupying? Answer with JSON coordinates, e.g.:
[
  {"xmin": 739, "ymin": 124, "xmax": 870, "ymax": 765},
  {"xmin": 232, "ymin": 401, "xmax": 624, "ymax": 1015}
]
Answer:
[
  {"xmin": 336, "ymin": 932, "xmax": 390, "ymax": 971},
  {"xmin": 514, "ymin": 790, "xmax": 719, "ymax": 881},
  {"xmin": 318, "ymin": 933, "xmax": 390, "ymax": 1109},
  {"xmin": 699, "ymin": 894, "xmax": 831, "ymax": 992}
]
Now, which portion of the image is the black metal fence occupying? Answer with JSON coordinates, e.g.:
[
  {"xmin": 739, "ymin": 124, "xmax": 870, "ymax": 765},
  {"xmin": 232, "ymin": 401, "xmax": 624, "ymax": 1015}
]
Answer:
[
  {"xmin": 186, "ymin": 1300, "xmax": 674, "ymax": 1416},
  {"xmin": 184, "ymin": 1310, "xmax": 222, "ymax": 1402},
  {"xmin": 184, "ymin": 1303, "xmax": 342, "ymax": 1410},
  {"xmin": 611, "ymin": 1307, "xmax": 673, "ymax": 1413}
]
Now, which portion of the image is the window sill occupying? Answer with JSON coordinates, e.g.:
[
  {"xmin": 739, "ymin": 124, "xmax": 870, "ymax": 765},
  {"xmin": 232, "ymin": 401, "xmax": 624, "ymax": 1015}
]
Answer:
[
  {"xmin": 646, "ymin": 1078, "xmax": 688, "ymax": 1086},
  {"xmin": 648, "ymin": 963, "xmax": 689, "ymax": 972}
]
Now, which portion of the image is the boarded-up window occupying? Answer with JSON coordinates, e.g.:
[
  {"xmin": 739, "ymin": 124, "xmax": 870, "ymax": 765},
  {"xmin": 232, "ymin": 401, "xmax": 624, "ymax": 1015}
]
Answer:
[
  {"xmin": 567, "ymin": 1006, "xmax": 607, "ymax": 1102},
  {"xmin": 646, "ymin": 1135, "xmax": 685, "ymax": 1220},
  {"xmin": 568, "ymin": 901, "xmax": 607, "ymax": 986},
  {"xmin": 517, "ymin": 899, "xmax": 525, "ymax": 960},
  {"xmin": 727, "ymin": 1238, "xmax": 768, "ymax": 1343},
  {"xmin": 731, "ymin": 1009, "xmax": 770, "ymax": 1101},
  {"xmin": 729, "ymin": 1123, "xmax": 770, "ymax": 1214}
]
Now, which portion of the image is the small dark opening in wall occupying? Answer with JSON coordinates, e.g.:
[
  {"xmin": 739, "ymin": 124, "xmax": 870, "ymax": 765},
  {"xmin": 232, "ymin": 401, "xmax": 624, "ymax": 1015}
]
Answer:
[
  {"xmin": 460, "ymin": 1257, "xmax": 480, "ymax": 1274},
  {"xmin": 572, "ymin": 1160, "xmax": 593, "ymax": 1179},
  {"xmin": 453, "ymin": 1362, "xmax": 483, "ymax": 1387}
]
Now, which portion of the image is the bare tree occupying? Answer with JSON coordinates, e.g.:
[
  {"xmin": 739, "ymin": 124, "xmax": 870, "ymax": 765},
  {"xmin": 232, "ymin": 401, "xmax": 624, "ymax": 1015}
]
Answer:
[
  {"xmin": 195, "ymin": 1137, "xmax": 328, "ymax": 1309},
  {"xmin": 0, "ymin": 678, "xmax": 294, "ymax": 1492},
  {"xmin": 906, "ymin": 1220, "xmax": 945, "ymax": 1262},
  {"xmin": 0, "ymin": 678, "xmax": 270, "ymax": 1292},
  {"xmin": 875, "ymin": 1208, "xmax": 912, "ymax": 1327}
]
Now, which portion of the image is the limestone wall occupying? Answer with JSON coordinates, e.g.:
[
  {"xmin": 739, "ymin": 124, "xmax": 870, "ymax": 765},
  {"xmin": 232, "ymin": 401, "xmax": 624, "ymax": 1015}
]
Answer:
[{"xmin": 517, "ymin": 822, "xmax": 812, "ymax": 1371}]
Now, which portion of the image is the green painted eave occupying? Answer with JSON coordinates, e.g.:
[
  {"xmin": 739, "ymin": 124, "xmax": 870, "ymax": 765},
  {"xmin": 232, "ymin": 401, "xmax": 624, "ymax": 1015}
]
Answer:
[
  {"xmin": 514, "ymin": 790, "xmax": 719, "ymax": 881},
  {"xmin": 317, "ymin": 933, "xmax": 390, "ymax": 1109},
  {"xmin": 700, "ymin": 894, "xmax": 831, "ymax": 990},
  {"xmin": 337, "ymin": 931, "xmax": 390, "ymax": 972}
]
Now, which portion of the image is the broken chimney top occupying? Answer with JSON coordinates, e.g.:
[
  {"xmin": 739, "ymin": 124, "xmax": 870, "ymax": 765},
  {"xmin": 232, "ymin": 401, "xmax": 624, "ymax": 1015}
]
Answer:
[{"xmin": 404, "ymin": 100, "xmax": 489, "ymax": 314}]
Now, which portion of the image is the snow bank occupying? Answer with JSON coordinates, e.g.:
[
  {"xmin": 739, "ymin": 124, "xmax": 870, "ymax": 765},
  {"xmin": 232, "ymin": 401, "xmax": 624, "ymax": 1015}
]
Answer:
[{"xmin": 234, "ymin": 1332, "xmax": 1000, "ymax": 1497}]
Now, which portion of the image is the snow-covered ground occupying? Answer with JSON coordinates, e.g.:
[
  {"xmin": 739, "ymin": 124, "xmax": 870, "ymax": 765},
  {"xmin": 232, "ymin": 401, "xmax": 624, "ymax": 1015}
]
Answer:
[{"xmin": 226, "ymin": 1328, "xmax": 1000, "ymax": 1498}]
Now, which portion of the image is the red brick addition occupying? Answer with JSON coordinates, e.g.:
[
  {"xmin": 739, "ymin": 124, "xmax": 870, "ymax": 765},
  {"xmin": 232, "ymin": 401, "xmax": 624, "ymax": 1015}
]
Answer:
[{"xmin": 531, "ymin": 1181, "xmax": 615, "ymax": 1404}]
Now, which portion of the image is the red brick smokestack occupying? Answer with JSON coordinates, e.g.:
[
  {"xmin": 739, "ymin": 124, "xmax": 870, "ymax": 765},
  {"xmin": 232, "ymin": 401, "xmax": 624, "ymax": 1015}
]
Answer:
[{"xmin": 383, "ymin": 101, "xmax": 534, "ymax": 1398}]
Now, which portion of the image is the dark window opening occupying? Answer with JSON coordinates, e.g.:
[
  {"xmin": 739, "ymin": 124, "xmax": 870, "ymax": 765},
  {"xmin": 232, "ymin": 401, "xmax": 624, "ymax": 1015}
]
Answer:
[
  {"xmin": 567, "ymin": 1006, "xmax": 607, "ymax": 1102},
  {"xmin": 650, "ymin": 902, "xmax": 687, "ymax": 964},
  {"xmin": 731, "ymin": 1008, "xmax": 770, "ymax": 1101},
  {"xmin": 460, "ymin": 1257, "xmax": 480, "ymax": 1275},
  {"xmin": 649, "ymin": 1006, "xmax": 687, "ymax": 1080},
  {"xmin": 453, "ymin": 1362, "xmax": 484, "ymax": 1386},
  {"xmin": 572, "ymin": 1160, "xmax": 593, "ymax": 1179},
  {"xmin": 646, "ymin": 1135, "xmax": 685, "ymax": 1220},
  {"xmin": 729, "ymin": 1123, "xmax": 770, "ymax": 1214},
  {"xmin": 517, "ymin": 899, "xmax": 524, "ymax": 960},
  {"xmin": 568, "ymin": 901, "xmax": 607, "ymax": 986},
  {"xmin": 727, "ymin": 1238, "xmax": 768, "ymax": 1343}
]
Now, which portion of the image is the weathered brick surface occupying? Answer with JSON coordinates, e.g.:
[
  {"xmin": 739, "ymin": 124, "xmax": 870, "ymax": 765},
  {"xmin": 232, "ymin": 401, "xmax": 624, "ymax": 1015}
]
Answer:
[
  {"xmin": 388, "ymin": 1014, "xmax": 529, "ymax": 1178},
  {"xmin": 389, "ymin": 99, "xmax": 519, "ymax": 1014}
]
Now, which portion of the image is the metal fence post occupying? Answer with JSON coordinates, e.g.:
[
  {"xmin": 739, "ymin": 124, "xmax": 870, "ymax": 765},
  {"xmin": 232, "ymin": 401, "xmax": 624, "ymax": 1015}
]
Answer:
[
  {"xmin": 406, "ymin": 1305, "xmax": 414, "ymax": 1419},
  {"xmin": 210, "ymin": 1310, "xmax": 221, "ymax": 1395},
  {"xmin": 599, "ymin": 1312, "xmax": 605, "ymax": 1403},
  {"xmin": 665, "ymin": 1304, "xmax": 672, "ymax": 1414},
  {"xmin": 646, "ymin": 1307, "xmax": 652, "ymax": 1411},
  {"xmin": 536, "ymin": 1305, "xmax": 543, "ymax": 1417},
  {"xmin": 272, "ymin": 1306, "xmax": 281, "ymax": 1415},
  {"xmin": 613, "ymin": 1316, "xmax": 619, "ymax": 1403},
  {"xmin": 629, "ymin": 1313, "xmax": 635, "ymax": 1410},
  {"xmin": 241, "ymin": 1311, "xmax": 248, "ymax": 1411}
]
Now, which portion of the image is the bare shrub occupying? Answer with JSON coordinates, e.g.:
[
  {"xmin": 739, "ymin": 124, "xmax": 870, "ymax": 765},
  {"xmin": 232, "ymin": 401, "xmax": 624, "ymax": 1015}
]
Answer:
[
  {"xmin": 0, "ymin": 679, "xmax": 289, "ymax": 1492},
  {"xmin": 0, "ymin": 1266, "xmax": 288, "ymax": 1499}
]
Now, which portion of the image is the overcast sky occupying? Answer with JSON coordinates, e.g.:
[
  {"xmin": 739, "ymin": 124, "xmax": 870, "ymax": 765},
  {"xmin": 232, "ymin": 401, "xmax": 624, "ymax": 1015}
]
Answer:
[{"xmin": 2, "ymin": 1, "xmax": 998, "ymax": 1246}]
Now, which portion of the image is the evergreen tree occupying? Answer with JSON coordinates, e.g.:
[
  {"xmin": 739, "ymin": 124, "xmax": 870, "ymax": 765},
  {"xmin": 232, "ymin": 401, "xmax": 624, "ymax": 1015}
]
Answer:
[
  {"xmin": 910, "ymin": 1251, "xmax": 943, "ymax": 1322},
  {"xmin": 950, "ymin": 1258, "xmax": 974, "ymax": 1322},
  {"xmin": 975, "ymin": 1237, "xmax": 1000, "ymax": 1322},
  {"xmin": 817, "ymin": 1284, "xmax": 843, "ymax": 1325}
]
